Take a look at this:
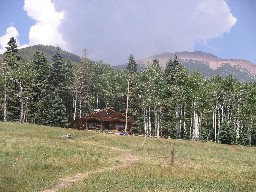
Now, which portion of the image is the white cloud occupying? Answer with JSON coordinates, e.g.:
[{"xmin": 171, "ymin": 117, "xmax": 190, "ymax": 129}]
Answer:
[
  {"xmin": 55, "ymin": 0, "xmax": 237, "ymax": 65},
  {"xmin": 24, "ymin": 0, "xmax": 68, "ymax": 50},
  {"xmin": 190, "ymin": 0, "xmax": 237, "ymax": 43},
  {"xmin": 0, "ymin": 0, "xmax": 68, "ymax": 54},
  {"xmin": 0, "ymin": 27, "xmax": 28, "ymax": 54}
]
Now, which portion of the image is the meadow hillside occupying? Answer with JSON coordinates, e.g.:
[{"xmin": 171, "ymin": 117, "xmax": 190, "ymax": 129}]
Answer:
[{"xmin": 0, "ymin": 122, "xmax": 256, "ymax": 192}]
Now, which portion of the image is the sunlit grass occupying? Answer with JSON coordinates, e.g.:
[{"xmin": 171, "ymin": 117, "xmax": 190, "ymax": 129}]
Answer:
[
  {"xmin": 0, "ymin": 123, "xmax": 119, "ymax": 191},
  {"xmin": 0, "ymin": 122, "xmax": 255, "ymax": 191},
  {"xmin": 63, "ymin": 136, "xmax": 256, "ymax": 192}
]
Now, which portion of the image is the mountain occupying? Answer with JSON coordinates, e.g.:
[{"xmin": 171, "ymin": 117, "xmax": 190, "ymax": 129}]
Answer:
[
  {"xmin": 0, "ymin": 44, "xmax": 81, "ymax": 63},
  {"xmin": 137, "ymin": 51, "xmax": 256, "ymax": 82},
  {"xmin": 2, "ymin": 45, "xmax": 255, "ymax": 82}
]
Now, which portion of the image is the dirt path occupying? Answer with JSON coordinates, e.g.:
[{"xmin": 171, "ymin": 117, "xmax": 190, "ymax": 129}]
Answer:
[{"xmin": 42, "ymin": 142, "xmax": 137, "ymax": 192}]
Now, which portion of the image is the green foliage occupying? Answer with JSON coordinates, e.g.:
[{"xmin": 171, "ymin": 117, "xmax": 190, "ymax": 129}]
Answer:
[
  {"xmin": 214, "ymin": 63, "xmax": 256, "ymax": 83},
  {"xmin": 251, "ymin": 126, "xmax": 256, "ymax": 146},
  {"xmin": 45, "ymin": 95, "xmax": 69, "ymax": 128},
  {"xmin": 29, "ymin": 50, "xmax": 50, "ymax": 123},
  {"xmin": 48, "ymin": 47, "xmax": 66, "ymax": 91},
  {"xmin": 165, "ymin": 55, "xmax": 179, "ymax": 84},
  {"xmin": 3, "ymin": 37, "xmax": 20, "ymax": 69},
  {"xmin": 218, "ymin": 121, "xmax": 235, "ymax": 144},
  {"xmin": 5, "ymin": 44, "xmax": 81, "ymax": 63},
  {"xmin": 0, "ymin": 37, "xmax": 256, "ymax": 147},
  {"xmin": 126, "ymin": 54, "xmax": 137, "ymax": 74},
  {"xmin": 1, "ymin": 37, "xmax": 35, "ymax": 122}
]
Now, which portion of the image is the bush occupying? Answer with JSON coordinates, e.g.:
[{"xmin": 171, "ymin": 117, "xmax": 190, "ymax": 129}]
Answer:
[{"xmin": 218, "ymin": 121, "xmax": 235, "ymax": 144}]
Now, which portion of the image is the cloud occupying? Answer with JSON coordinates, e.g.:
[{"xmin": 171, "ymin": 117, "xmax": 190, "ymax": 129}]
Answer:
[
  {"xmin": 23, "ymin": 0, "xmax": 68, "ymax": 50},
  {"xmin": 0, "ymin": 26, "xmax": 28, "ymax": 54},
  {"xmin": 0, "ymin": 0, "xmax": 68, "ymax": 54},
  {"xmin": 54, "ymin": 0, "xmax": 236, "ymax": 65}
]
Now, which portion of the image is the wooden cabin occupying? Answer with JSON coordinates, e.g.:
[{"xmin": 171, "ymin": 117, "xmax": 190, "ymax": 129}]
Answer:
[{"xmin": 72, "ymin": 108, "xmax": 132, "ymax": 133}]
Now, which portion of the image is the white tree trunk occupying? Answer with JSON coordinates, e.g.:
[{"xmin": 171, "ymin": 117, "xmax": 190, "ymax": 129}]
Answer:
[
  {"xmin": 3, "ymin": 83, "xmax": 7, "ymax": 122},
  {"xmin": 19, "ymin": 81, "xmax": 24, "ymax": 123},
  {"xmin": 183, "ymin": 105, "xmax": 186, "ymax": 133},
  {"xmin": 79, "ymin": 95, "xmax": 82, "ymax": 118},
  {"xmin": 157, "ymin": 110, "xmax": 160, "ymax": 138},
  {"xmin": 73, "ymin": 91, "xmax": 77, "ymax": 120},
  {"xmin": 217, "ymin": 105, "xmax": 221, "ymax": 136},
  {"xmin": 176, "ymin": 104, "xmax": 180, "ymax": 138},
  {"xmin": 248, "ymin": 119, "xmax": 252, "ymax": 146},
  {"xmin": 125, "ymin": 80, "xmax": 129, "ymax": 132},
  {"xmin": 143, "ymin": 108, "xmax": 148, "ymax": 135},
  {"xmin": 148, "ymin": 107, "xmax": 151, "ymax": 136},
  {"xmin": 192, "ymin": 101, "xmax": 200, "ymax": 140},
  {"xmin": 236, "ymin": 101, "xmax": 241, "ymax": 142},
  {"xmin": 190, "ymin": 118, "xmax": 192, "ymax": 139},
  {"xmin": 221, "ymin": 104, "xmax": 224, "ymax": 124},
  {"xmin": 154, "ymin": 106, "xmax": 157, "ymax": 137},
  {"xmin": 24, "ymin": 97, "xmax": 28, "ymax": 122},
  {"xmin": 96, "ymin": 94, "xmax": 99, "ymax": 109},
  {"xmin": 199, "ymin": 112, "xmax": 202, "ymax": 131},
  {"xmin": 236, "ymin": 119, "xmax": 240, "ymax": 141},
  {"xmin": 213, "ymin": 105, "xmax": 217, "ymax": 142},
  {"xmin": 155, "ymin": 108, "xmax": 160, "ymax": 138}
]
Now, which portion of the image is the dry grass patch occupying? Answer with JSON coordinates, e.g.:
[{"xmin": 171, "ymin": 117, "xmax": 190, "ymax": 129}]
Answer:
[
  {"xmin": 0, "ymin": 123, "xmax": 120, "ymax": 192},
  {"xmin": 1, "ymin": 123, "xmax": 255, "ymax": 192},
  {"xmin": 62, "ymin": 136, "xmax": 256, "ymax": 192}
]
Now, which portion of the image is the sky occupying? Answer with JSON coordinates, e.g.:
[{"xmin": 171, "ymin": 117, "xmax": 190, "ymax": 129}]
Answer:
[{"xmin": 0, "ymin": 0, "xmax": 255, "ymax": 65}]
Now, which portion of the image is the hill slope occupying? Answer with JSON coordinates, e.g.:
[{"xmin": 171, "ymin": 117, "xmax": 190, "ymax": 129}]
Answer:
[
  {"xmin": 138, "ymin": 51, "xmax": 256, "ymax": 82},
  {"xmin": 0, "ymin": 44, "xmax": 81, "ymax": 63},
  {"xmin": 1, "ymin": 122, "xmax": 256, "ymax": 191}
]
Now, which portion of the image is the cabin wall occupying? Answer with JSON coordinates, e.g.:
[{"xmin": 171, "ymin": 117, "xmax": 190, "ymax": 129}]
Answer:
[{"xmin": 73, "ymin": 119, "xmax": 132, "ymax": 133}]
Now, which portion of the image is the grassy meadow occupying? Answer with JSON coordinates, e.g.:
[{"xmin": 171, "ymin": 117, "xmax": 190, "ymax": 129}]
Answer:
[{"xmin": 0, "ymin": 122, "xmax": 255, "ymax": 191}]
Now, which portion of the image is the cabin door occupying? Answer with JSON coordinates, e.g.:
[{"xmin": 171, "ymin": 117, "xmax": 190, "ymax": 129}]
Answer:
[{"xmin": 104, "ymin": 122, "xmax": 110, "ymax": 129}]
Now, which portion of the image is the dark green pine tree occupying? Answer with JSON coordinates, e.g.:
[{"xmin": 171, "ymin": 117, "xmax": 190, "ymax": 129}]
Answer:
[
  {"xmin": 218, "ymin": 120, "xmax": 236, "ymax": 144},
  {"xmin": 162, "ymin": 55, "xmax": 181, "ymax": 138},
  {"xmin": 165, "ymin": 55, "xmax": 179, "ymax": 84},
  {"xmin": 48, "ymin": 47, "xmax": 66, "ymax": 92},
  {"xmin": 32, "ymin": 50, "xmax": 50, "ymax": 86},
  {"xmin": 3, "ymin": 37, "xmax": 20, "ymax": 69},
  {"xmin": 29, "ymin": 50, "xmax": 50, "ymax": 124},
  {"xmin": 44, "ymin": 47, "xmax": 69, "ymax": 127},
  {"xmin": 45, "ymin": 95, "xmax": 68, "ymax": 128},
  {"xmin": 126, "ymin": 54, "xmax": 137, "ymax": 74},
  {"xmin": 61, "ymin": 59, "xmax": 76, "ymax": 122},
  {"xmin": 3, "ymin": 37, "xmax": 21, "ymax": 121}
]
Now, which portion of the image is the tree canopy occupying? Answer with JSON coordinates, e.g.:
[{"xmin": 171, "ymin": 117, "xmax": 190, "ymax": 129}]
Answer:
[{"xmin": 0, "ymin": 37, "xmax": 255, "ymax": 146}]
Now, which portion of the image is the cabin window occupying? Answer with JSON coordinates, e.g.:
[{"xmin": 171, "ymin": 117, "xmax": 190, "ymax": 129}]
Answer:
[
  {"xmin": 88, "ymin": 122, "xmax": 97, "ymax": 128},
  {"xmin": 117, "ymin": 123, "xmax": 125, "ymax": 131}
]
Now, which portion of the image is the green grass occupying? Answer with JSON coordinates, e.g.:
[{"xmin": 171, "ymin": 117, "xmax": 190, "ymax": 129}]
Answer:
[{"xmin": 0, "ymin": 122, "xmax": 255, "ymax": 192}]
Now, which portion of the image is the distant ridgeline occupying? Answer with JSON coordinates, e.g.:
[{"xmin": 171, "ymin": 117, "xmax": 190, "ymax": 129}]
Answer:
[
  {"xmin": 1, "ymin": 45, "xmax": 255, "ymax": 82},
  {"xmin": 182, "ymin": 59, "xmax": 256, "ymax": 83},
  {"xmin": 0, "ymin": 44, "xmax": 81, "ymax": 63},
  {"xmin": 115, "ymin": 51, "xmax": 256, "ymax": 83},
  {"xmin": 114, "ymin": 62, "xmax": 256, "ymax": 83}
]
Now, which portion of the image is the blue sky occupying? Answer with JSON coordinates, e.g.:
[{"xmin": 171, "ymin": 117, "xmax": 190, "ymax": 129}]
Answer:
[{"xmin": 0, "ymin": 0, "xmax": 255, "ymax": 65}]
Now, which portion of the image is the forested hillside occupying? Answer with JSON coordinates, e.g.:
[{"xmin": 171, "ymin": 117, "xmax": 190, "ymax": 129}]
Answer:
[
  {"xmin": 0, "ymin": 37, "xmax": 256, "ymax": 146},
  {"xmin": 0, "ymin": 44, "xmax": 81, "ymax": 63}
]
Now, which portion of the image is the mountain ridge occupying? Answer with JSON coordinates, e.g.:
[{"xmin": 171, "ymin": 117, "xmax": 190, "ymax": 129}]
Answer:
[
  {"xmin": 138, "ymin": 51, "xmax": 256, "ymax": 74},
  {"xmin": 1, "ymin": 45, "xmax": 255, "ymax": 82},
  {"xmin": 135, "ymin": 51, "xmax": 256, "ymax": 82}
]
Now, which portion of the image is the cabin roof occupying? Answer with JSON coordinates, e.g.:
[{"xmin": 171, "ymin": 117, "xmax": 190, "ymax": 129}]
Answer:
[{"xmin": 82, "ymin": 108, "xmax": 132, "ymax": 122}]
